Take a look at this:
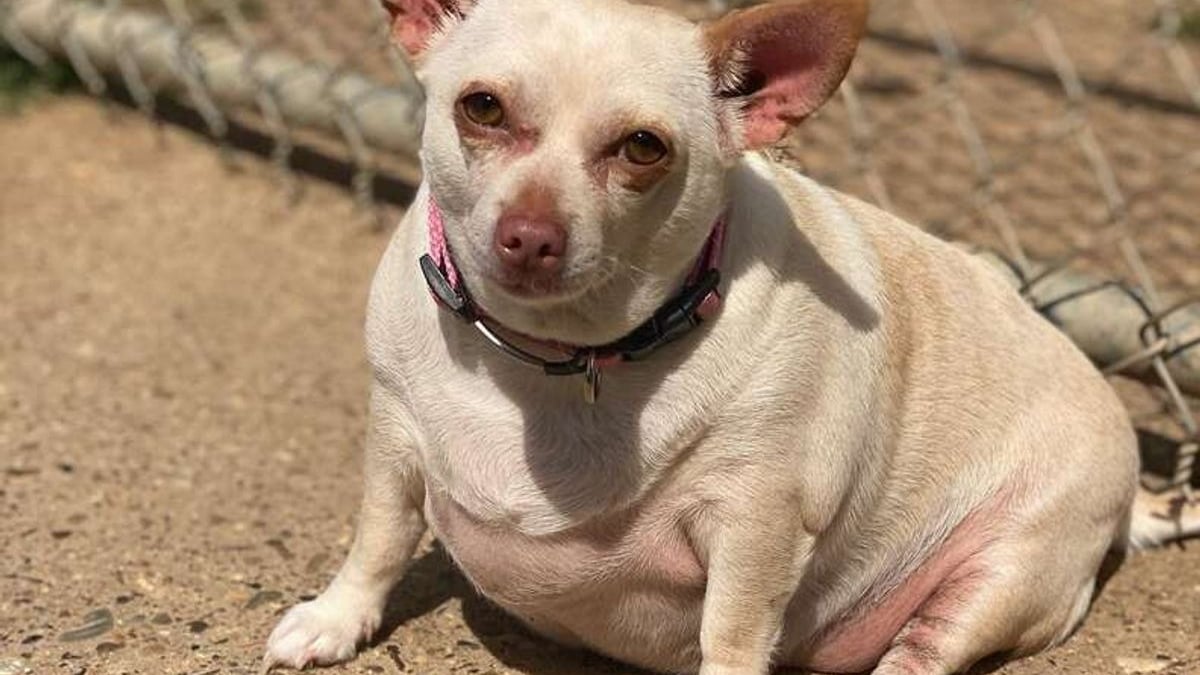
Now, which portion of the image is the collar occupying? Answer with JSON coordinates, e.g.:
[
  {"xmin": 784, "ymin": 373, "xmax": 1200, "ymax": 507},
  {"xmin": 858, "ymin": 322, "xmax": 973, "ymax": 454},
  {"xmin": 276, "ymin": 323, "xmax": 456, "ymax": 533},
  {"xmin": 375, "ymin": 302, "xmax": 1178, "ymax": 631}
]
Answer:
[{"xmin": 419, "ymin": 198, "xmax": 726, "ymax": 402}]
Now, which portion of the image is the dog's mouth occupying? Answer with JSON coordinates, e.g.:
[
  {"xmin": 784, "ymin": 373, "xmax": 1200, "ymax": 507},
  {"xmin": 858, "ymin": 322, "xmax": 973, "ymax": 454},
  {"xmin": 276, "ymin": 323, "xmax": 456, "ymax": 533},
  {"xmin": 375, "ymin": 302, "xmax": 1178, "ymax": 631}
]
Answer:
[
  {"xmin": 485, "ymin": 268, "xmax": 603, "ymax": 303},
  {"xmin": 489, "ymin": 272, "xmax": 566, "ymax": 299},
  {"xmin": 478, "ymin": 258, "xmax": 614, "ymax": 308}
]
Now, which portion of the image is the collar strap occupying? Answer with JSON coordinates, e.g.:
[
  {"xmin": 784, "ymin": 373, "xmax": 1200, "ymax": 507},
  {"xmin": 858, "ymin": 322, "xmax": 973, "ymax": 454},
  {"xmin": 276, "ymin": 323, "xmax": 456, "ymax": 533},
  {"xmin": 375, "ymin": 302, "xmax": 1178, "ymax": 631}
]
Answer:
[{"xmin": 420, "ymin": 199, "xmax": 726, "ymax": 400}]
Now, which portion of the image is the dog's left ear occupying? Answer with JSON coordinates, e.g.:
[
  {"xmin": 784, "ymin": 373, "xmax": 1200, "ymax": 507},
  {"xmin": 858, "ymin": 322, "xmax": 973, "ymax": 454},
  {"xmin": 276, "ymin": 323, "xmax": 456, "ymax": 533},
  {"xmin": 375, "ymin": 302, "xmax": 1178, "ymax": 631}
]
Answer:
[
  {"xmin": 382, "ymin": 0, "xmax": 473, "ymax": 59},
  {"xmin": 705, "ymin": 0, "xmax": 868, "ymax": 149}
]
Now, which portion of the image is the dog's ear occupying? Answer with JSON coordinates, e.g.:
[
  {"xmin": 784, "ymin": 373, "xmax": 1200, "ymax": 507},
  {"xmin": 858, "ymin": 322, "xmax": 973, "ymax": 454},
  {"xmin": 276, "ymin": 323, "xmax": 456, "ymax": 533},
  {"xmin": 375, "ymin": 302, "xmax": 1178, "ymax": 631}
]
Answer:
[
  {"xmin": 705, "ymin": 0, "xmax": 868, "ymax": 149},
  {"xmin": 382, "ymin": 0, "xmax": 472, "ymax": 59}
]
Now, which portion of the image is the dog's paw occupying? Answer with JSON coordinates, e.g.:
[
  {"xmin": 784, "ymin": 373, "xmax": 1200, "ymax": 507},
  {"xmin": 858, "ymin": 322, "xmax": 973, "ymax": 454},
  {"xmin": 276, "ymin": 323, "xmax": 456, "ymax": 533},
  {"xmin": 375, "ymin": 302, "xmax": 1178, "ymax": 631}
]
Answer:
[{"xmin": 262, "ymin": 593, "xmax": 381, "ymax": 671}]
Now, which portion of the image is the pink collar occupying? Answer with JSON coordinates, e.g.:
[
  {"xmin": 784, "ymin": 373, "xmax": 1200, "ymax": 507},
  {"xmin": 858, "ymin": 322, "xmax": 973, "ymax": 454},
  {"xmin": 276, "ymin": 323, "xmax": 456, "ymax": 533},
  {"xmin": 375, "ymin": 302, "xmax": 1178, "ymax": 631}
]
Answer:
[{"xmin": 421, "ymin": 198, "xmax": 727, "ymax": 402}]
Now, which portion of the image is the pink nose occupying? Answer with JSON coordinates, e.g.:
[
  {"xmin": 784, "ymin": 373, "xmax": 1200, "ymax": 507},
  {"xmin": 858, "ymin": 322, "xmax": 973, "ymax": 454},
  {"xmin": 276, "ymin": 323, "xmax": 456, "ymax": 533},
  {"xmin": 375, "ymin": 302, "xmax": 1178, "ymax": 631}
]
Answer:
[{"xmin": 493, "ymin": 216, "xmax": 567, "ymax": 280}]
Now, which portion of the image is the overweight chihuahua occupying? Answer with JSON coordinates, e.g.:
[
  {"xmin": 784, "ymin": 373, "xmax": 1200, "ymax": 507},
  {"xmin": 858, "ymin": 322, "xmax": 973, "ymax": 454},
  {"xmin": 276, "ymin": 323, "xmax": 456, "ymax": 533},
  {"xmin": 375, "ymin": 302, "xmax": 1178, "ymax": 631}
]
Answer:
[{"xmin": 264, "ymin": 1, "xmax": 1200, "ymax": 673}]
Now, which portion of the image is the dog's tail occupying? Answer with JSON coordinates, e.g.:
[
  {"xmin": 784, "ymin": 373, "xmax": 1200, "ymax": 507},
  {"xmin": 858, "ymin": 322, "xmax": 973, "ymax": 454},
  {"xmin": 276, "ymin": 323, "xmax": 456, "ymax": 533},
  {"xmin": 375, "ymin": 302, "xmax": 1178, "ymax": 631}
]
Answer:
[{"xmin": 1124, "ymin": 487, "xmax": 1200, "ymax": 550}]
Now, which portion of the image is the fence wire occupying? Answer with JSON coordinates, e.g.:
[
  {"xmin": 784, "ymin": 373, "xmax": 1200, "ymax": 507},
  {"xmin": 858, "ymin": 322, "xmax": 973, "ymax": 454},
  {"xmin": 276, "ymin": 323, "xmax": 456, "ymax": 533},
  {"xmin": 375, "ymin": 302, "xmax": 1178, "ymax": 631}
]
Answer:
[{"xmin": 1, "ymin": 0, "xmax": 1198, "ymax": 496}]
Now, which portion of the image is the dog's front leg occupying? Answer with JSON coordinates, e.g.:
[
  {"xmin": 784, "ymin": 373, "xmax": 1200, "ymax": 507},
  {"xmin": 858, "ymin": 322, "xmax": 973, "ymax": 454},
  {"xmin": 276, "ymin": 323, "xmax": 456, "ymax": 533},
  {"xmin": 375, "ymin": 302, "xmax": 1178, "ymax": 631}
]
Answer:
[
  {"xmin": 263, "ymin": 383, "xmax": 426, "ymax": 671},
  {"xmin": 695, "ymin": 500, "xmax": 813, "ymax": 675}
]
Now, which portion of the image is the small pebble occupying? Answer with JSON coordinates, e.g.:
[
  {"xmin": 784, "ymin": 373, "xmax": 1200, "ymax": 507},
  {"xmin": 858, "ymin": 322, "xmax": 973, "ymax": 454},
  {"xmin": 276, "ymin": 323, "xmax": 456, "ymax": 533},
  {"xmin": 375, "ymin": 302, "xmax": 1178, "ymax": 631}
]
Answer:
[
  {"xmin": 386, "ymin": 644, "xmax": 407, "ymax": 671},
  {"xmin": 95, "ymin": 642, "xmax": 123, "ymax": 655},
  {"xmin": 245, "ymin": 590, "xmax": 283, "ymax": 610},
  {"xmin": 265, "ymin": 538, "xmax": 294, "ymax": 560},
  {"xmin": 305, "ymin": 552, "xmax": 330, "ymax": 574},
  {"xmin": 187, "ymin": 620, "xmax": 210, "ymax": 634}
]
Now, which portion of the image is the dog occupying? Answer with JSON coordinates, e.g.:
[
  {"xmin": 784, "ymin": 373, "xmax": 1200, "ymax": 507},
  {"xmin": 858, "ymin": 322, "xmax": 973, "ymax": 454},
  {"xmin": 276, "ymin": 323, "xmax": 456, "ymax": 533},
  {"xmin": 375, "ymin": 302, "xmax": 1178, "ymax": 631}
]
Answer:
[{"xmin": 264, "ymin": 0, "xmax": 1200, "ymax": 673}]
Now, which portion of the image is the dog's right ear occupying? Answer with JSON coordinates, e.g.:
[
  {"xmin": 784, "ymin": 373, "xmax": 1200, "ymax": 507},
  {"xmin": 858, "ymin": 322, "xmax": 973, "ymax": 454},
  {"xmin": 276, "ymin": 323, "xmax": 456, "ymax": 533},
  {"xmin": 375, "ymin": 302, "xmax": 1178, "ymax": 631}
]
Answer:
[{"xmin": 382, "ymin": 0, "xmax": 471, "ymax": 59}]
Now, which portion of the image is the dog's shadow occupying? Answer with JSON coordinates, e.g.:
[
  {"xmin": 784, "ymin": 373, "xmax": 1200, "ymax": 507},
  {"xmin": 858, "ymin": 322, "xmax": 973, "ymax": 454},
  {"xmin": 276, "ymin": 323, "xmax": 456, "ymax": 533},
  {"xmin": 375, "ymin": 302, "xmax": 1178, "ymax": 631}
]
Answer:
[{"xmin": 372, "ymin": 542, "xmax": 645, "ymax": 675}]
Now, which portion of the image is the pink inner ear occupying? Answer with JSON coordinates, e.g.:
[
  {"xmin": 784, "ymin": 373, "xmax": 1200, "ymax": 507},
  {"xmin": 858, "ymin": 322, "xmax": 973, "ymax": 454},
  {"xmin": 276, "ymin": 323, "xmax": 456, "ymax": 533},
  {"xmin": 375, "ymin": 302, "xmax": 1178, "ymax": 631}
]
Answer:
[
  {"xmin": 396, "ymin": 14, "xmax": 438, "ymax": 55},
  {"xmin": 742, "ymin": 36, "xmax": 828, "ymax": 148},
  {"xmin": 721, "ymin": 4, "xmax": 864, "ymax": 150},
  {"xmin": 384, "ymin": 0, "xmax": 457, "ymax": 56}
]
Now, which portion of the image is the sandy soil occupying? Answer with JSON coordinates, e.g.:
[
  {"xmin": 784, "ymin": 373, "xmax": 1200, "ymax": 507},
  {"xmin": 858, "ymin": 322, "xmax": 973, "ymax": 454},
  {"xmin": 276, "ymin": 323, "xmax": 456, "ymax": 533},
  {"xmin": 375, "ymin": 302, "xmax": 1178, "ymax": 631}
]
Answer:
[{"xmin": 1, "ymin": 92, "xmax": 1199, "ymax": 675}]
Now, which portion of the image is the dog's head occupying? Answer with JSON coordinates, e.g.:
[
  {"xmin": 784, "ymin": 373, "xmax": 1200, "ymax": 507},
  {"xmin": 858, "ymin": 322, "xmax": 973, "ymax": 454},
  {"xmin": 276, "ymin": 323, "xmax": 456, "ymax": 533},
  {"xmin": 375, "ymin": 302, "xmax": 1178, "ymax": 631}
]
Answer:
[{"xmin": 385, "ymin": 0, "xmax": 866, "ymax": 344}]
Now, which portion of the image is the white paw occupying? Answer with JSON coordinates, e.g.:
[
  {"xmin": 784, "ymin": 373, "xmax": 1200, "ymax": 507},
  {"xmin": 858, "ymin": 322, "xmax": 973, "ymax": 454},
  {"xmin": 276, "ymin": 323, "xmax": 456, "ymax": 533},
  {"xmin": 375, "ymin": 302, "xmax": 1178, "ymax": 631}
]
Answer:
[{"xmin": 262, "ymin": 593, "xmax": 381, "ymax": 671}]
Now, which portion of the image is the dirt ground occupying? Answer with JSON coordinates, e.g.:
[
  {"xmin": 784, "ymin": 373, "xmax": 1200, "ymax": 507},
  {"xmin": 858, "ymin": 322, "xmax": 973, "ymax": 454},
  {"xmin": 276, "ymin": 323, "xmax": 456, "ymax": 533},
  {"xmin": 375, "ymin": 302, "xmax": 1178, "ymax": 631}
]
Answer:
[{"xmin": 2, "ymin": 92, "xmax": 1200, "ymax": 675}]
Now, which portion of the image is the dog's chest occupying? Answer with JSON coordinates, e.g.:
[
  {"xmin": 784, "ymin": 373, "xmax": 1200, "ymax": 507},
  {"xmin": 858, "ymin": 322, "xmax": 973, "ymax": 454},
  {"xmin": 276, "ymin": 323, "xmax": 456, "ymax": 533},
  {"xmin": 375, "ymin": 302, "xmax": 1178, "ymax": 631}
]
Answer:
[{"xmin": 408, "ymin": 349, "xmax": 715, "ymax": 529}]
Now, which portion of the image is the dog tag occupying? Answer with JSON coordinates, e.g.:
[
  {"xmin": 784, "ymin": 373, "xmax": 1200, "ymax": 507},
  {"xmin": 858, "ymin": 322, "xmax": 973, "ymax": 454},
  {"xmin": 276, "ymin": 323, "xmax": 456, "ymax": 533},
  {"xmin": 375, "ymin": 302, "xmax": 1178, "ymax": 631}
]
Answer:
[{"xmin": 584, "ymin": 355, "xmax": 601, "ymax": 404}]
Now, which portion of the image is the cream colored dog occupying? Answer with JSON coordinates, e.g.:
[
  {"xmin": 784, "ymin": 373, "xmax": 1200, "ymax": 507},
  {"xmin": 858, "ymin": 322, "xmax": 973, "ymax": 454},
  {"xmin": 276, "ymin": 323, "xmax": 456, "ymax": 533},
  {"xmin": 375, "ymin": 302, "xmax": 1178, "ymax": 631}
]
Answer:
[{"xmin": 264, "ymin": 1, "xmax": 1200, "ymax": 673}]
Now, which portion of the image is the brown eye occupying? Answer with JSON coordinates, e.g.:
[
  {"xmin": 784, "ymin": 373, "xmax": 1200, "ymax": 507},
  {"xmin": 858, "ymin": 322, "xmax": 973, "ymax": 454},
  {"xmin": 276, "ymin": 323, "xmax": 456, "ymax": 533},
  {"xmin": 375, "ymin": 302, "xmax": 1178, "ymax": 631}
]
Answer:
[
  {"xmin": 461, "ymin": 92, "xmax": 505, "ymax": 127},
  {"xmin": 622, "ymin": 130, "xmax": 668, "ymax": 166}
]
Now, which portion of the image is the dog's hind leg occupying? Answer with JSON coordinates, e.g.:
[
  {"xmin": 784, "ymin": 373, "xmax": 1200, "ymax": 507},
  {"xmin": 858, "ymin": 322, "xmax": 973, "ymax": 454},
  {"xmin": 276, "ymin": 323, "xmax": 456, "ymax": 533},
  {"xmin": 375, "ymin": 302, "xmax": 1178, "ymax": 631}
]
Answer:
[{"xmin": 871, "ymin": 536, "xmax": 1104, "ymax": 675}]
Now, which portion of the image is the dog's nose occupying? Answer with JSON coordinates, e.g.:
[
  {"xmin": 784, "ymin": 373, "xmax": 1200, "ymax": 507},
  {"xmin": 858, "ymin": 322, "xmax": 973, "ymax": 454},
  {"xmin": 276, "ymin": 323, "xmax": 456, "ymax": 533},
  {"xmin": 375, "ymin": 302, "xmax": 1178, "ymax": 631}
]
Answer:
[{"xmin": 493, "ymin": 216, "xmax": 567, "ymax": 279}]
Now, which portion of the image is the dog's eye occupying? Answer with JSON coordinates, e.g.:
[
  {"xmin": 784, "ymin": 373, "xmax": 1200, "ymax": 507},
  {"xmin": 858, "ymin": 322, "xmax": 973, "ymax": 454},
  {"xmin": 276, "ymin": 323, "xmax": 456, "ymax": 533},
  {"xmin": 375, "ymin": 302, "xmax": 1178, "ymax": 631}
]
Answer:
[
  {"xmin": 621, "ymin": 131, "xmax": 669, "ymax": 166},
  {"xmin": 461, "ymin": 92, "xmax": 505, "ymax": 127}
]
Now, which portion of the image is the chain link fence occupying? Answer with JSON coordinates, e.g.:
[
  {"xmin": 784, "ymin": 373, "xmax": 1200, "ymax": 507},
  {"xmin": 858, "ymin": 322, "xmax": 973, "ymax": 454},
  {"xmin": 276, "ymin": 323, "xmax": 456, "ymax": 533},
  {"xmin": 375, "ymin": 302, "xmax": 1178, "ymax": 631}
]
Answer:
[{"xmin": 2, "ymin": 0, "xmax": 1198, "ymax": 496}]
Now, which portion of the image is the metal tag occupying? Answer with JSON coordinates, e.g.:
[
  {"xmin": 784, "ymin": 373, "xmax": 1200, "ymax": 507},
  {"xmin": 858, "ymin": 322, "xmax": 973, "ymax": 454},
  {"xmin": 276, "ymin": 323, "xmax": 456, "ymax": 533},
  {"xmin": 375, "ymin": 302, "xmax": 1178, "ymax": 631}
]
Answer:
[{"xmin": 584, "ymin": 354, "xmax": 601, "ymax": 404}]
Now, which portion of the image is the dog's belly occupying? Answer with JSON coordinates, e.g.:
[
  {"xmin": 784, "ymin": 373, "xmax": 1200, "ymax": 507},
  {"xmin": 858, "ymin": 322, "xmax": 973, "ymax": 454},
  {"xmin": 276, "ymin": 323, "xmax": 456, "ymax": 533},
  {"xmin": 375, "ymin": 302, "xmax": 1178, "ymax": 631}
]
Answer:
[
  {"xmin": 426, "ymin": 489, "xmax": 709, "ymax": 671},
  {"xmin": 428, "ymin": 484, "xmax": 1011, "ymax": 674}
]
